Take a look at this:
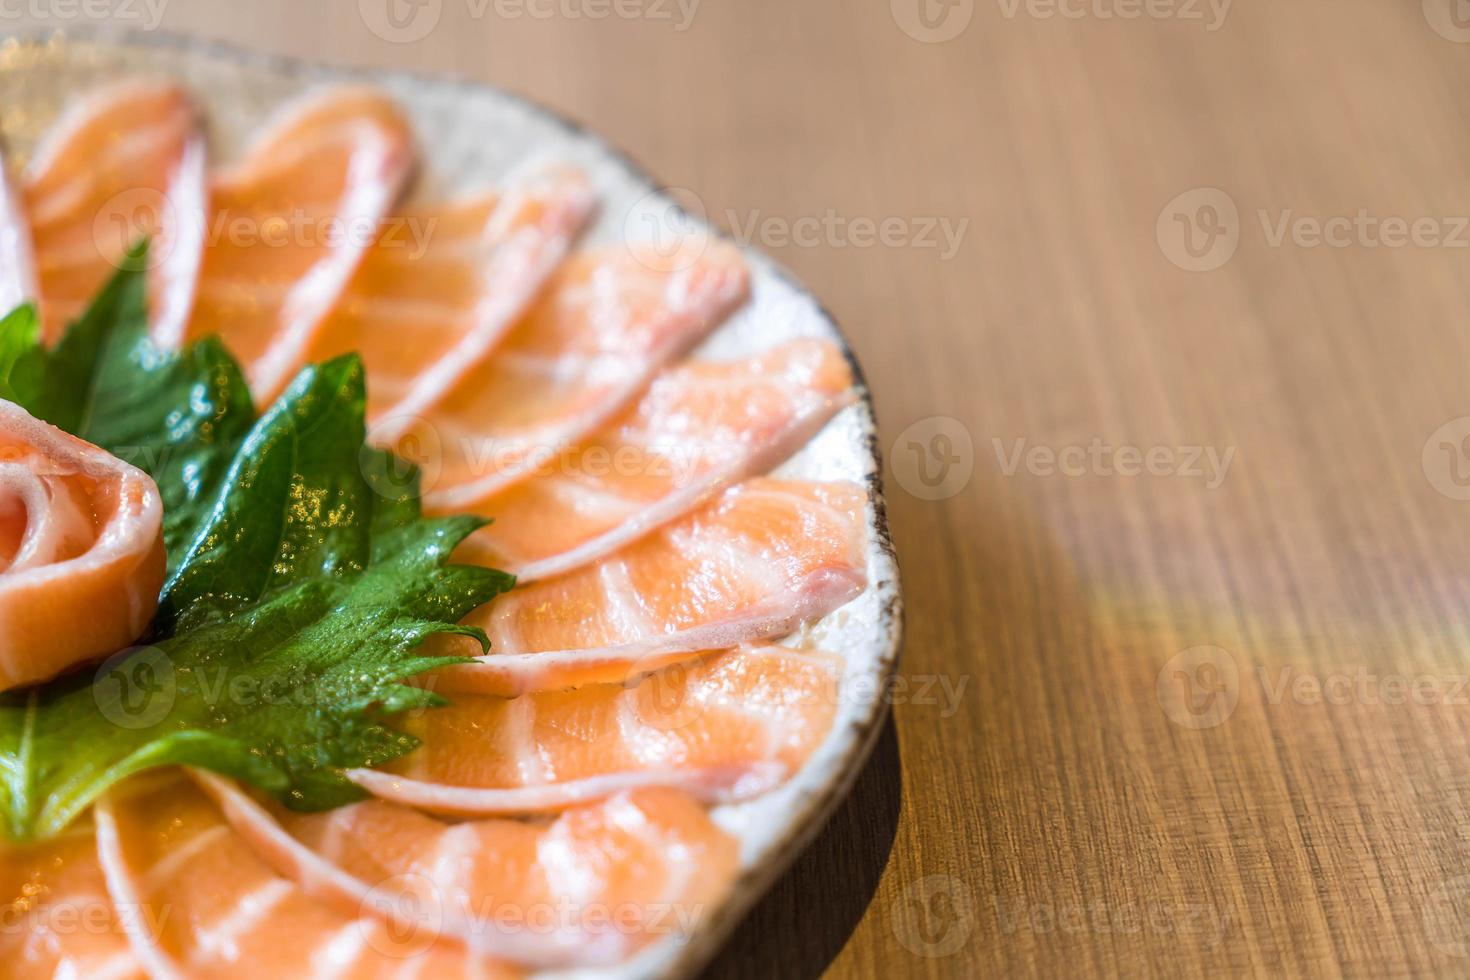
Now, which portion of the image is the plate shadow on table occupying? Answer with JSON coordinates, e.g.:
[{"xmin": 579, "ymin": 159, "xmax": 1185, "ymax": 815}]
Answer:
[{"xmin": 698, "ymin": 711, "xmax": 903, "ymax": 980}]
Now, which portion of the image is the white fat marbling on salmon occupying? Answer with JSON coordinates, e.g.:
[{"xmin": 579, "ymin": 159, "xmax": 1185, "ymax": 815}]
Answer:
[
  {"xmin": 436, "ymin": 479, "xmax": 865, "ymax": 697},
  {"xmin": 187, "ymin": 88, "xmax": 416, "ymax": 405},
  {"xmin": 347, "ymin": 646, "xmax": 839, "ymax": 816},
  {"xmin": 96, "ymin": 774, "xmax": 514, "ymax": 979},
  {"xmin": 22, "ymin": 81, "xmax": 207, "ymax": 346},
  {"xmin": 195, "ymin": 771, "xmax": 737, "ymax": 970}
]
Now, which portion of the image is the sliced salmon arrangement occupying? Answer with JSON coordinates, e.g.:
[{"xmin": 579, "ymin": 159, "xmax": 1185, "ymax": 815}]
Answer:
[
  {"xmin": 94, "ymin": 774, "xmax": 516, "ymax": 979},
  {"xmin": 195, "ymin": 771, "xmax": 739, "ymax": 968},
  {"xmin": 304, "ymin": 166, "xmax": 595, "ymax": 422},
  {"xmin": 186, "ymin": 88, "xmax": 415, "ymax": 403},
  {"xmin": 349, "ymin": 645, "xmax": 842, "ymax": 815},
  {"xmin": 21, "ymin": 82, "xmax": 207, "ymax": 345},
  {"xmin": 0, "ymin": 823, "xmax": 142, "ymax": 980},
  {"xmin": 452, "ymin": 338, "xmax": 855, "ymax": 581},
  {"xmin": 438, "ymin": 479, "xmax": 867, "ymax": 697},
  {"xmin": 0, "ymin": 81, "xmax": 874, "ymax": 976},
  {"xmin": 392, "ymin": 241, "xmax": 750, "ymax": 507},
  {"xmin": 0, "ymin": 400, "xmax": 164, "ymax": 691}
]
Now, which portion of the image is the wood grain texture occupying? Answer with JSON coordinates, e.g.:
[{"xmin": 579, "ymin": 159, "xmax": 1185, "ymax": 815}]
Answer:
[{"xmin": 13, "ymin": 1, "xmax": 1470, "ymax": 975}]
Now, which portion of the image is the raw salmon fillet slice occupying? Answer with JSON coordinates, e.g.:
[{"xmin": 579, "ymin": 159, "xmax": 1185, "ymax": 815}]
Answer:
[
  {"xmin": 0, "ymin": 400, "xmax": 165, "ymax": 691},
  {"xmin": 22, "ymin": 81, "xmax": 207, "ymax": 345},
  {"xmin": 0, "ymin": 151, "xmax": 36, "ymax": 316},
  {"xmin": 395, "ymin": 241, "xmax": 750, "ymax": 508},
  {"xmin": 0, "ymin": 821, "xmax": 143, "ymax": 980},
  {"xmin": 348, "ymin": 645, "xmax": 841, "ymax": 816},
  {"xmin": 196, "ymin": 773, "xmax": 739, "ymax": 969},
  {"xmin": 452, "ymin": 338, "xmax": 855, "ymax": 581},
  {"xmin": 304, "ymin": 166, "xmax": 594, "ymax": 423},
  {"xmin": 438, "ymin": 478, "xmax": 866, "ymax": 696},
  {"xmin": 187, "ymin": 88, "xmax": 415, "ymax": 404},
  {"xmin": 94, "ymin": 774, "xmax": 517, "ymax": 979}
]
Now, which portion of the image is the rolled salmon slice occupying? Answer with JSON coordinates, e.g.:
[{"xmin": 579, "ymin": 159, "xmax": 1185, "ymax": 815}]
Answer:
[
  {"xmin": 0, "ymin": 400, "xmax": 165, "ymax": 691},
  {"xmin": 0, "ymin": 821, "xmax": 143, "ymax": 980},
  {"xmin": 394, "ymin": 241, "xmax": 750, "ymax": 508},
  {"xmin": 95, "ymin": 774, "xmax": 517, "ymax": 980},
  {"xmin": 187, "ymin": 88, "xmax": 415, "ymax": 405},
  {"xmin": 21, "ymin": 81, "xmax": 207, "ymax": 345},
  {"xmin": 453, "ymin": 338, "xmax": 855, "ymax": 582},
  {"xmin": 303, "ymin": 165, "xmax": 595, "ymax": 422},
  {"xmin": 348, "ymin": 645, "xmax": 841, "ymax": 815},
  {"xmin": 196, "ymin": 773, "xmax": 739, "ymax": 969},
  {"xmin": 436, "ymin": 478, "xmax": 866, "ymax": 697},
  {"xmin": 0, "ymin": 151, "xmax": 36, "ymax": 316}
]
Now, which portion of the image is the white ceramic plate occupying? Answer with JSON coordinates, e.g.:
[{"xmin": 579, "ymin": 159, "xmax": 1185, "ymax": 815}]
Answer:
[{"xmin": 0, "ymin": 28, "xmax": 904, "ymax": 979}]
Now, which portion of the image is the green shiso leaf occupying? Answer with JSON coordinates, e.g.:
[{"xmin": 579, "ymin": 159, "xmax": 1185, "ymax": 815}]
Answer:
[{"xmin": 0, "ymin": 244, "xmax": 514, "ymax": 841}]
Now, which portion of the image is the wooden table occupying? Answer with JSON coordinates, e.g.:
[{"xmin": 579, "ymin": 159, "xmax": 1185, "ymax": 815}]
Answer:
[{"xmin": 18, "ymin": 1, "xmax": 1470, "ymax": 975}]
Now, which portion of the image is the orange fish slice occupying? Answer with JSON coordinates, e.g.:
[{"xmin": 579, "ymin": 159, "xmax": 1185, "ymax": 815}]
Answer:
[
  {"xmin": 188, "ymin": 88, "xmax": 415, "ymax": 404},
  {"xmin": 0, "ymin": 400, "xmax": 165, "ymax": 691},
  {"xmin": 94, "ymin": 774, "xmax": 515, "ymax": 980},
  {"xmin": 453, "ymin": 338, "xmax": 855, "ymax": 582},
  {"xmin": 304, "ymin": 166, "xmax": 595, "ymax": 423},
  {"xmin": 22, "ymin": 81, "xmax": 207, "ymax": 345},
  {"xmin": 196, "ymin": 772, "xmax": 739, "ymax": 969},
  {"xmin": 0, "ymin": 153, "xmax": 36, "ymax": 316},
  {"xmin": 437, "ymin": 478, "xmax": 866, "ymax": 697},
  {"xmin": 347, "ymin": 645, "xmax": 840, "ymax": 816},
  {"xmin": 0, "ymin": 822, "xmax": 143, "ymax": 980},
  {"xmin": 394, "ymin": 241, "xmax": 750, "ymax": 508}
]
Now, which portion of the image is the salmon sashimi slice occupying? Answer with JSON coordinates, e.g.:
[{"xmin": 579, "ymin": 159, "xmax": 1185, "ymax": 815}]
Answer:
[
  {"xmin": 22, "ymin": 81, "xmax": 207, "ymax": 345},
  {"xmin": 396, "ymin": 241, "xmax": 750, "ymax": 508},
  {"xmin": 188, "ymin": 88, "xmax": 415, "ymax": 404},
  {"xmin": 94, "ymin": 774, "xmax": 517, "ymax": 980},
  {"xmin": 453, "ymin": 339, "xmax": 855, "ymax": 582},
  {"xmin": 0, "ymin": 400, "xmax": 165, "ymax": 691},
  {"xmin": 347, "ymin": 645, "xmax": 841, "ymax": 816},
  {"xmin": 436, "ymin": 478, "xmax": 866, "ymax": 697},
  {"xmin": 195, "ymin": 772, "xmax": 739, "ymax": 968},
  {"xmin": 0, "ymin": 821, "xmax": 144, "ymax": 980},
  {"xmin": 304, "ymin": 166, "xmax": 595, "ymax": 424},
  {"xmin": 0, "ymin": 151, "xmax": 36, "ymax": 316}
]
